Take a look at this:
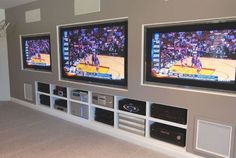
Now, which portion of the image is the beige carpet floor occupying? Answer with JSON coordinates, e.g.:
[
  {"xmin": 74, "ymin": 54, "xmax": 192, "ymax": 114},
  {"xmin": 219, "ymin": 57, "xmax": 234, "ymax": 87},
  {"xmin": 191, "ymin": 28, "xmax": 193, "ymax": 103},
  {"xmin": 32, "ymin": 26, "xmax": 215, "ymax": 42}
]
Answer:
[{"xmin": 0, "ymin": 101, "xmax": 173, "ymax": 158}]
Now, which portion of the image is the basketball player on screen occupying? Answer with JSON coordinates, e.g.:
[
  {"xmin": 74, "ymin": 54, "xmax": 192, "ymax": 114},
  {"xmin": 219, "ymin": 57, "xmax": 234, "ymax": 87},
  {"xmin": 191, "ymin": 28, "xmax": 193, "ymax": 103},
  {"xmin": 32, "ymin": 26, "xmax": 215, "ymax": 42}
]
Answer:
[
  {"xmin": 180, "ymin": 54, "xmax": 188, "ymax": 67},
  {"xmin": 191, "ymin": 51, "xmax": 198, "ymax": 67},
  {"xmin": 191, "ymin": 52, "xmax": 202, "ymax": 73},
  {"xmin": 195, "ymin": 58, "xmax": 202, "ymax": 73},
  {"xmin": 92, "ymin": 52, "xmax": 100, "ymax": 72},
  {"xmin": 83, "ymin": 52, "xmax": 90, "ymax": 65}
]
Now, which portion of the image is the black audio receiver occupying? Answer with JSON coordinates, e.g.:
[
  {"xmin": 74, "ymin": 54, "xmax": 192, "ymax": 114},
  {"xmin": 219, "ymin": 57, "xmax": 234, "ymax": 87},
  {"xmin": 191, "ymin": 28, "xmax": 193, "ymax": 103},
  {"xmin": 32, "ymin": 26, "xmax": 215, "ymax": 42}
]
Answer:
[
  {"xmin": 150, "ymin": 122, "xmax": 186, "ymax": 147},
  {"xmin": 151, "ymin": 104, "xmax": 187, "ymax": 125}
]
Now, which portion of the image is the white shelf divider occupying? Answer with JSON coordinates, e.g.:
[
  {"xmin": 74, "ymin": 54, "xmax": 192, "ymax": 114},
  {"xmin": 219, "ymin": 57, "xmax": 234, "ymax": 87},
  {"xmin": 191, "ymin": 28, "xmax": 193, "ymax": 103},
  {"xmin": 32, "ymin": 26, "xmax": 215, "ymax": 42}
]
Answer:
[
  {"xmin": 35, "ymin": 82, "xmax": 39, "ymax": 105},
  {"xmin": 49, "ymin": 84, "xmax": 53, "ymax": 109},
  {"xmin": 70, "ymin": 98, "xmax": 89, "ymax": 105},
  {"xmin": 114, "ymin": 96, "xmax": 119, "ymax": 129},
  {"xmin": 67, "ymin": 87, "xmax": 71, "ymax": 115},
  {"xmin": 88, "ymin": 91, "xmax": 93, "ymax": 122},
  {"xmin": 145, "ymin": 101, "xmax": 151, "ymax": 138}
]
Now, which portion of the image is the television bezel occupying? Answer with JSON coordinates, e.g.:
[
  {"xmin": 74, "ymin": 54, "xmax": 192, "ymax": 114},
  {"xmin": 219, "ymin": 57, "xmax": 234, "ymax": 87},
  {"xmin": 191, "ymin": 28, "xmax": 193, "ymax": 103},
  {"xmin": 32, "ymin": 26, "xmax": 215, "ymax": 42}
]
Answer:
[
  {"xmin": 58, "ymin": 20, "xmax": 128, "ymax": 87},
  {"xmin": 144, "ymin": 20, "xmax": 236, "ymax": 91},
  {"xmin": 21, "ymin": 34, "xmax": 52, "ymax": 72}
]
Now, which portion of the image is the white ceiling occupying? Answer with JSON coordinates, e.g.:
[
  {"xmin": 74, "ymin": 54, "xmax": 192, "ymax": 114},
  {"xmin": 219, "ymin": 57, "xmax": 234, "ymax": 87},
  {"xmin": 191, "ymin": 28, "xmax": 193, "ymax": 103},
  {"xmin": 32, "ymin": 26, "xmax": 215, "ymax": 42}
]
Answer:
[{"xmin": 0, "ymin": 0, "xmax": 37, "ymax": 9}]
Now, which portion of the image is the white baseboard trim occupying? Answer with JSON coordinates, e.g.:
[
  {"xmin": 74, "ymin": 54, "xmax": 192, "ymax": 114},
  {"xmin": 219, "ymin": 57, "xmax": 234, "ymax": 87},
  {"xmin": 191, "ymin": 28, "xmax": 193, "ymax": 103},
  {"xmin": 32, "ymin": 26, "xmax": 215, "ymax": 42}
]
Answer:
[
  {"xmin": 0, "ymin": 97, "xmax": 11, "ymax": 101},
  {"xmin": 11, "ymin": 97, "xmax": 202, "ymax": 158}
]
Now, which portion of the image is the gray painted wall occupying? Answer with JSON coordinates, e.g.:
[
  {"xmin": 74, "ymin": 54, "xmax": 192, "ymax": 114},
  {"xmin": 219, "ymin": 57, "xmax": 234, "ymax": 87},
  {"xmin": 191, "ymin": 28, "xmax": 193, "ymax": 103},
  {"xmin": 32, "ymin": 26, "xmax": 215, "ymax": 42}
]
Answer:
[
  {"xmin": 0, "ymin": 9, "xmax": 5, "ymax": 20},
  {"xmin": 0, "ymin": 9, "xmax": 10, "ymax": 101},
  {"xmin": 5, "ymin": 0, "xmax": 236, "ymax": 157}
]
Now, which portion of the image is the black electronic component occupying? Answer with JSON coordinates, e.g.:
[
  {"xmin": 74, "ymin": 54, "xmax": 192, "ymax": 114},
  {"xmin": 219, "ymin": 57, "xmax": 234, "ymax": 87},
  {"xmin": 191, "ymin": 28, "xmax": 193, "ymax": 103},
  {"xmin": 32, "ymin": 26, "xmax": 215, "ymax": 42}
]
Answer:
[
  {"xmin": 151, "ymin": 104, "xmax": 187, "ymax": 125},
  {"xmin": 39, "ymin": 94, "xmax": 50, "ymax": 106},
  {"xmin": 38, "ymin": 82, "xmax": 50, "ymax": 93},
  {"xmin": 119, "ymin": 99, "xmax": 146, "ymax": 116},
  {"xmin": 150, "ymin": 122, "xmax": 186, "ymax": 147},
  {"xmin": 95, "ymin": 108, "xmax": 114, "ymax": 126}
]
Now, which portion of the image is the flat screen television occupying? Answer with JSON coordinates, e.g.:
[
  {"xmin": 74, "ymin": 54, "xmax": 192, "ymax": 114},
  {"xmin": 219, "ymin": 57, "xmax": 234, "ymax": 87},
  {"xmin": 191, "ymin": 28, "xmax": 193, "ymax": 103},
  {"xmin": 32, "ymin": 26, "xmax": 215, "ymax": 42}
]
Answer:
[
  {"xmin": 145, "ymin": 20, "xmax": 236, "ymax": 91},
  {"xmin": 21, "ymin": 34, "xmax": 52, "ymax": 71},
  {"xmin": 59, "ymin": 20, "xmax": 128, "ymax": 87}
]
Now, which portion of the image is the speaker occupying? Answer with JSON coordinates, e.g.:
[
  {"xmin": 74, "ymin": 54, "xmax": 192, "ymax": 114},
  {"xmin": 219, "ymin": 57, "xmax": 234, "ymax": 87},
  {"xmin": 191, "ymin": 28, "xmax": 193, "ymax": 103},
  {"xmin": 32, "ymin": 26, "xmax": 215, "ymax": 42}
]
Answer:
[{"xmin": 195, "ymin": 118, "xmax": 235, "ymax": 158}]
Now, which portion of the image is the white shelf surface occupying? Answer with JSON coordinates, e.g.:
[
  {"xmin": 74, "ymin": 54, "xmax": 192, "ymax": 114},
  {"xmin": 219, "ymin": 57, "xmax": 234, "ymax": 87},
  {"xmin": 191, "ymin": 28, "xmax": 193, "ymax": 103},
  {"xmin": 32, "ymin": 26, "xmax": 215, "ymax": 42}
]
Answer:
[
  {"xmin": 148, "ymin": 117, "xmax": 187, "ymax": 129},
  {"xmin": 52, "ymin": 107, "xmax": 68, "ymax": 114},
  {"xmin": 91, "ymin": 104, "xmax": 114, "ymax": 112},
  {"xmin": 37, "ymin": 91, "xmax": 50, "ymax": 96},
  {"xmin": 70, "ymin": 99, "xmax": 89, "ymax": 105},
  {"xmin": 38, "ymin": 103, "xmax": 51, "ymax": 108},
  {"xmin": 52, "ymin": 94, "xmax": 68, "ymax": 100}
]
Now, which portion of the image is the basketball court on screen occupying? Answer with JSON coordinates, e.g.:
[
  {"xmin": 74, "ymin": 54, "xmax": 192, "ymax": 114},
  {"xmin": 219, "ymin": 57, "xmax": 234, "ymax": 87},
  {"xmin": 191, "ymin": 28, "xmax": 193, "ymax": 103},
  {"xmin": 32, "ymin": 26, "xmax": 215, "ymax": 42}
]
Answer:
[
  {"xmin": 31, "ymin": 54, "xmax": 50, "ymax": 66},
  {"xmin": 76, "ymin": 55, "xmax": 124, "ymax": 79},
  {"xmin": 171, "ymin": 57, "xmax": 236, "ymax": 81}
]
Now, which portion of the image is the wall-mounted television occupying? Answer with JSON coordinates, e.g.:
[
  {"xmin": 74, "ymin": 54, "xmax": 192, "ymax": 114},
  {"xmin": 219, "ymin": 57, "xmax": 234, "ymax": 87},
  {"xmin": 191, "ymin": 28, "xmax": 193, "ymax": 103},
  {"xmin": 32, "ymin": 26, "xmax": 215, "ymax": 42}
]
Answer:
[
  {"xmin": 145, "ymin": 20, "xmax": 236, "ymax": 91},
  {"xmin": 21, "ymin": 34, "xmax": 52, "ymax": 71},
  {"xmin": 59, "ymin": 20, "xmax": 128, "ymax": 87}
]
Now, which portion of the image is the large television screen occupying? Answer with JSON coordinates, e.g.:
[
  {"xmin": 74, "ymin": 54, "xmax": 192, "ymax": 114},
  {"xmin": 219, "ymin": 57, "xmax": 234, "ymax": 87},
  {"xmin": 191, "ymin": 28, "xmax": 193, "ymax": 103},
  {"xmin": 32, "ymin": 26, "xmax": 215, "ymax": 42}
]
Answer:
[
  {"xmin": 21, "ymin": 34, "xmax": 51, "ymax": 71},
  {"xmin": 145, "ymin": 20, "xmax": 236, "ymax": 91},
  {"xmin": 59, "ymin": 20, "xmax": 128, "ymax": 87}
]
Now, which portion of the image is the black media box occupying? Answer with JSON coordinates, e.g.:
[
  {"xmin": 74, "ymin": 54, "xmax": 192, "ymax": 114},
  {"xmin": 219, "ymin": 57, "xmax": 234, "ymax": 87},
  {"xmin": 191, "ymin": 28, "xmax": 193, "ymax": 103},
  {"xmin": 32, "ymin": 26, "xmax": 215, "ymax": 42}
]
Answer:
[
  {"xmin": 119, "ymin": 99, "xmax": 146, "ymax": 116},
  {"xmin": 95, "ymin": 108, "xmax": 114, "ymax": 126},
  {"xmin": 150, "ymin": 122, "xmax": 186, "ymax": 147},
  {"xmin": 151, "ymin": 104, "xmax": 187, "ymax": 125},
  {"xmin": 40, "ymin": 95, "xmax": 50, "ymax": 107},
  {"xmin": 38, "ymin": 83, "xmax": 50, "ymax": 93}
]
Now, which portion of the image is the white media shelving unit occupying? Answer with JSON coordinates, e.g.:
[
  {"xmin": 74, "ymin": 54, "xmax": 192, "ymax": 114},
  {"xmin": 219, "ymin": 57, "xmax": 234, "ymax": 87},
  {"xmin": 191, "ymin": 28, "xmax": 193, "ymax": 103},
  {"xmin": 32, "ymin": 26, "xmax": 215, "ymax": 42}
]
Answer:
[{"xmin": 35, "ymin": 81, "xmax": 193, "ymax": 157}]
